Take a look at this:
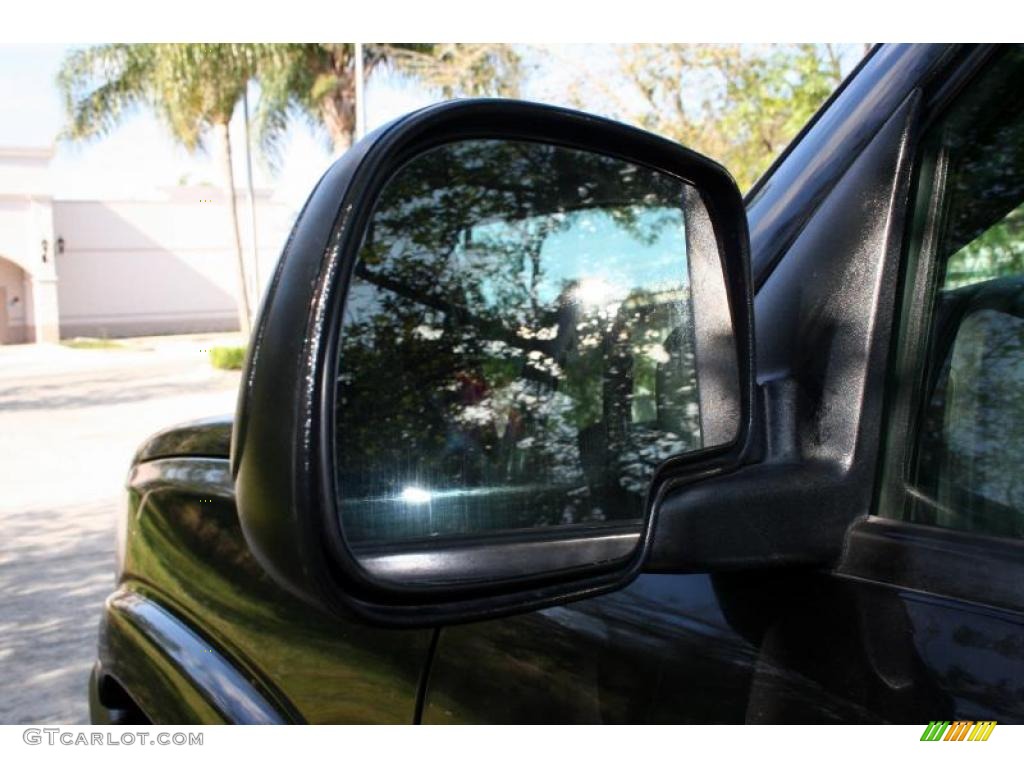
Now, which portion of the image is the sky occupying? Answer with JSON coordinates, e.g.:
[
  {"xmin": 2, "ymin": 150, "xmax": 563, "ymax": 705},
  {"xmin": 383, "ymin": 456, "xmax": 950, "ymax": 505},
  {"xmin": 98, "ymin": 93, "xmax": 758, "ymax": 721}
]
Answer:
[
  {"xmin": 0, "ymin": 45, "xmax": 467, "ymax": 212},
  {"xmin": 0, "ymin": 44, "xmax": 616, "ymax": 216},
  {"xmin": 0, "ymin": 44, "xmax": 863, "ymax": 216}
]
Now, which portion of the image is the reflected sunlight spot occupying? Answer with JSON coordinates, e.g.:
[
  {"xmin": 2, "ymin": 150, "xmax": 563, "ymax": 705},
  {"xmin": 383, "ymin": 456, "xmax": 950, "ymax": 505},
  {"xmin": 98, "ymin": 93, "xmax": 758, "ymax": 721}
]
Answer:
[
  {"xmin": 399, "ymin": 486, "xmax": 432, "ymax": 504},
  {"xmin": 574, "ymin": 277, "xmax": 617, "ymax": 308}
]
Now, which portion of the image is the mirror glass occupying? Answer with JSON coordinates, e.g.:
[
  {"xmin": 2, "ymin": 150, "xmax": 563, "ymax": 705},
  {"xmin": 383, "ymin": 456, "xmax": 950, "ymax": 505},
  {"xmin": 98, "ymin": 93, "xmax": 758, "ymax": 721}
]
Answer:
[{"xmin": 334, "ymin": 139, "xmax": 737, "ymax": 551}]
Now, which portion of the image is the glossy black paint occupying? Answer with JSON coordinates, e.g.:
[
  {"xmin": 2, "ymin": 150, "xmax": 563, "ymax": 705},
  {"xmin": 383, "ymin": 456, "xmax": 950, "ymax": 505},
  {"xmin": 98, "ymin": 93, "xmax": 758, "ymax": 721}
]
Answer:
[
  {"xmin": 420, "ymin": 573, "xmax": 962, "ymax": 724},
  {"xmin": 91, "ymin": 43, "xmax": 1024, "ymax": 724},
  {"xmin": 96, "ymin": 589, "xmax": 285, "ymax": 724},
  {"xmin": 93, "ymin": 456, "xmax": 433, "ymax": 724},
  {"xmin": 133, "ymin": 415, "xmax": 232, "ymax": 463}
]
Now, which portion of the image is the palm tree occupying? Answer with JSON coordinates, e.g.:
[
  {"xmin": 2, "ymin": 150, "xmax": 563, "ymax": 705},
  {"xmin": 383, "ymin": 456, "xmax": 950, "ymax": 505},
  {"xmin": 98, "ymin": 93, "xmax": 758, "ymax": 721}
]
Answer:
[
  {"xmin": 253, "ymin": 44, "xmax": 523, "ymax": 162},
  {"xmin": 58, "ymin": 44, "xmax": 259, "ymax": 332}
]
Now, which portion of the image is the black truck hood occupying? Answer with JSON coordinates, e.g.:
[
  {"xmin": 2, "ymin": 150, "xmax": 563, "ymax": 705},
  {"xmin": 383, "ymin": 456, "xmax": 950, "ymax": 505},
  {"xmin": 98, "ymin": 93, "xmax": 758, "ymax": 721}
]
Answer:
[{"xmin": 133, "ymin": 414, "xmax": 234, "ymax": 464}]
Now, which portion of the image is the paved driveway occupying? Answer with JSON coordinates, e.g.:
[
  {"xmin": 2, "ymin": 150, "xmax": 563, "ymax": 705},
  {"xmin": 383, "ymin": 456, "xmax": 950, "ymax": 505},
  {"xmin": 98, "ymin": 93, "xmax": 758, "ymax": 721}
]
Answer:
[{"xmin": 0, "ymin": 336, "xmax": 242, "ymax": 724}]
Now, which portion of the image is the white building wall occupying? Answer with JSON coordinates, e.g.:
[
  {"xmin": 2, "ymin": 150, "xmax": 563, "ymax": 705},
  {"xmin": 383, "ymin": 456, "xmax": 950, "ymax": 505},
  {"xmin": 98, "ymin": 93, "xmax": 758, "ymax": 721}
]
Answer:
[
  {"xmin": 0, "ymin": 148, "xmax": 53, "ymax": 198},
  {"xmin": 52, "ymin": 189, "xmax": 294, "ymax": 338},
  {"xmin": 1, "ymin": 144, "xmax": 298, "ymax": 343},
  {"xmin": 0, "ymin": 147, "xmax": 60, "ymax": 343},
  {"xmin": 0, "ymin": 201, "xmax": 36, "ymax": 270}
]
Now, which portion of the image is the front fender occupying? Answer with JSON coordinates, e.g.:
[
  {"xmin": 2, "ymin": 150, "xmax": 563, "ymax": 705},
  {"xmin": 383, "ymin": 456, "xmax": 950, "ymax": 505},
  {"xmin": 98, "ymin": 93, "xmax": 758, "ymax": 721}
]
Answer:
[{"xmin": 93, "ymin": 588, "xmax": 287, "ymax": 724}]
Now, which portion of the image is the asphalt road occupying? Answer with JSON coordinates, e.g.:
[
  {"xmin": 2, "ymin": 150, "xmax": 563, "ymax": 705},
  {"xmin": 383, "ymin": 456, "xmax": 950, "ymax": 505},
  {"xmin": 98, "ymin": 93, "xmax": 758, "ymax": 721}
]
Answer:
[{"xmin": 0, "ymin": 336, "xmax": 242, "ymax": 724}]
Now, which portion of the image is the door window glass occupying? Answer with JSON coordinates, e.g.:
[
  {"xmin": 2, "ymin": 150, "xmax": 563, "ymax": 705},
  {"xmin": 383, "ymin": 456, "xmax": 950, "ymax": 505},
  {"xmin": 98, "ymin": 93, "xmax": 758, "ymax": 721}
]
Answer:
[{"xmin": 894, "ymin": 47, "xmax": 1024, "ymax": 537}]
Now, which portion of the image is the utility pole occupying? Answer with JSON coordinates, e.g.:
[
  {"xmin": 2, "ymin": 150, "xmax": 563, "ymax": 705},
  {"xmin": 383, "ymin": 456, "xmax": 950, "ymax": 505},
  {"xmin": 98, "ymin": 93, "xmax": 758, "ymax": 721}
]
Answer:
[
  {"xmin": 242, "ymin": 86, "xmax": 261, "ymax": 304},
  {"xmin": 354, "ymin": 42, "xmax": 367, "ymax": 141}
]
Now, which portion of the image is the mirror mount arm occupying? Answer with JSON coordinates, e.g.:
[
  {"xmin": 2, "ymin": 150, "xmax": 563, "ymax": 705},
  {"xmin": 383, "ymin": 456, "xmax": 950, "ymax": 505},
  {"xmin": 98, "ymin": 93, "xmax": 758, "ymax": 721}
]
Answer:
[{"xmin": 645, "ymin": 377, "xmax": 864, "ymax": 574}]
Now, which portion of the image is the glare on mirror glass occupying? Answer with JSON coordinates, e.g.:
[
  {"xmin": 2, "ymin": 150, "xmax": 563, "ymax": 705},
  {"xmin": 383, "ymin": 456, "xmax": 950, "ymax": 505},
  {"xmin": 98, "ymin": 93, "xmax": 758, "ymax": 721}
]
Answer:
[{"xmin": 336, "ymin": 139, "xmax": 705, "ymax": 545}]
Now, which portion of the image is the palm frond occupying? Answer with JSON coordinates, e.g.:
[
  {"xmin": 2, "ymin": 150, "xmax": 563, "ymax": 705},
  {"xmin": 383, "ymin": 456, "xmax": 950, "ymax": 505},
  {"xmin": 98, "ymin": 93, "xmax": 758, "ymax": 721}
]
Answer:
[{"xmin": 56, "ymin": 44, "xmax": 153, "ymax": 141}]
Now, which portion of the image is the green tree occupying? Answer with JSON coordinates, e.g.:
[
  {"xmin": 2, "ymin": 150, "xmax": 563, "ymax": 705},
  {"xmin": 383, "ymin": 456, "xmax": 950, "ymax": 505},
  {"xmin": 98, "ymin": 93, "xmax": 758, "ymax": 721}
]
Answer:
[
  {"xmin": 253, "ymin": 43, "xmax": 523, "ymax": 160},
  {"xmin": 383, "ymin": 43, "xmax": 525, "ymax": 99},
  {"xmin": 576, "ymin": 44, "xmax": 857, "ymax": 191},
  {"xmin": 57, "ymin": 43, "xmax": 261, "ymax": 331}
]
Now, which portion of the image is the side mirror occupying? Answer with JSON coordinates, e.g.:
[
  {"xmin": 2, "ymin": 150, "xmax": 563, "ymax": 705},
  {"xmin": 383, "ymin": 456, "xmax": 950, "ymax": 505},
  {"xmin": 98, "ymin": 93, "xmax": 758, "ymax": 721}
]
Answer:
[{"xmin": 233, "ymin": 100, "xmax": 755, "ymax": 625}]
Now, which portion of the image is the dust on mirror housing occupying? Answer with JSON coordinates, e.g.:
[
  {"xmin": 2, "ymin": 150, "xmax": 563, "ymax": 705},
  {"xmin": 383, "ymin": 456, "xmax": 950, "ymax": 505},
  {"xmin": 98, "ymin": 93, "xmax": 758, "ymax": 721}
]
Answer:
[{"xmin": 232, "ymin": 99, "xmax": 755, "ymax": 626}]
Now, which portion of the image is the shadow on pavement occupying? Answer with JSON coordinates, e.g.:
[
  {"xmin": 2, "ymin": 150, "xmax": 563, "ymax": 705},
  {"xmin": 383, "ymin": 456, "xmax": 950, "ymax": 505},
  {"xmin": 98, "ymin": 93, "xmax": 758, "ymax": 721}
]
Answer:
[{"xmin": 0, "ymin": 500, "xmax": 117, "ymax": 724}]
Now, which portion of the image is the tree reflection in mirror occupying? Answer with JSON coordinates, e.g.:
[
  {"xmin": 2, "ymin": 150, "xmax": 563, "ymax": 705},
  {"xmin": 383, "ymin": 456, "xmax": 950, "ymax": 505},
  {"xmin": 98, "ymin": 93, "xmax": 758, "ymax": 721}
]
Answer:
[{"xmin": 335, "ymin": 139, "xmax": 719, "ymax": 546}]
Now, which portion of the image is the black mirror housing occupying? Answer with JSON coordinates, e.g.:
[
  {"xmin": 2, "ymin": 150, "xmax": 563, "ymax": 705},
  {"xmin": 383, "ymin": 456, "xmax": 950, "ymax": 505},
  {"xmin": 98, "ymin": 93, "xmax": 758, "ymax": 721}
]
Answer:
[{"xmin": 232, "ymin": 99, "xmax": 757, "ymax": 626}]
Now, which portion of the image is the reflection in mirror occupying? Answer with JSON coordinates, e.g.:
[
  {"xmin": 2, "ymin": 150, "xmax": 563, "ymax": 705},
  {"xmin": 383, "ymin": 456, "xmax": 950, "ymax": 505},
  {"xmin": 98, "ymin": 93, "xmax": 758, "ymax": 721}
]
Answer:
[{"xmin": 335, "ymin": 139, "xmax": 734, "ymax": 547}]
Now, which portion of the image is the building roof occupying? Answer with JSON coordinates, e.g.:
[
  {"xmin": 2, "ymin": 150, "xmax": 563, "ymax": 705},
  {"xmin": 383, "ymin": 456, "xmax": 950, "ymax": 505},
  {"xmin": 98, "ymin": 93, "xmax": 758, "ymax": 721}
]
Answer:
[{"xmin": 0, "ymin": 146, "xmax": 55, "ymax": 161}]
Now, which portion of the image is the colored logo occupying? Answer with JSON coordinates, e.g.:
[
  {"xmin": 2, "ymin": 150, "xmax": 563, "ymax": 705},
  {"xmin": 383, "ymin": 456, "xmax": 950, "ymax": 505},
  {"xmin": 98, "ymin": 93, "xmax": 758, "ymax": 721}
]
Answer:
[{"xmin": 920, "ymin": 721, "xmax": 996, "ymax": 741}]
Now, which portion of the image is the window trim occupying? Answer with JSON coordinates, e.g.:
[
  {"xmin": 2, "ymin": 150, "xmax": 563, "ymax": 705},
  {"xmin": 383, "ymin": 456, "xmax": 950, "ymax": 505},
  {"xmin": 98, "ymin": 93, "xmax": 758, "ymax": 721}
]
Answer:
[
  {"xmin": 839, "ymin": 516, "xmax": 1024, "ymax": 614},
  {"xmin": 874, "ymin": 127, "xmax": 951, "ymax": 526},
  {"xmin": 879, "ymin": 45, "xmax": 1024, "ymax": 533},
  {"xmin": 840, "ymin": 46, "xmax": 1024, "ymax": 612}
]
